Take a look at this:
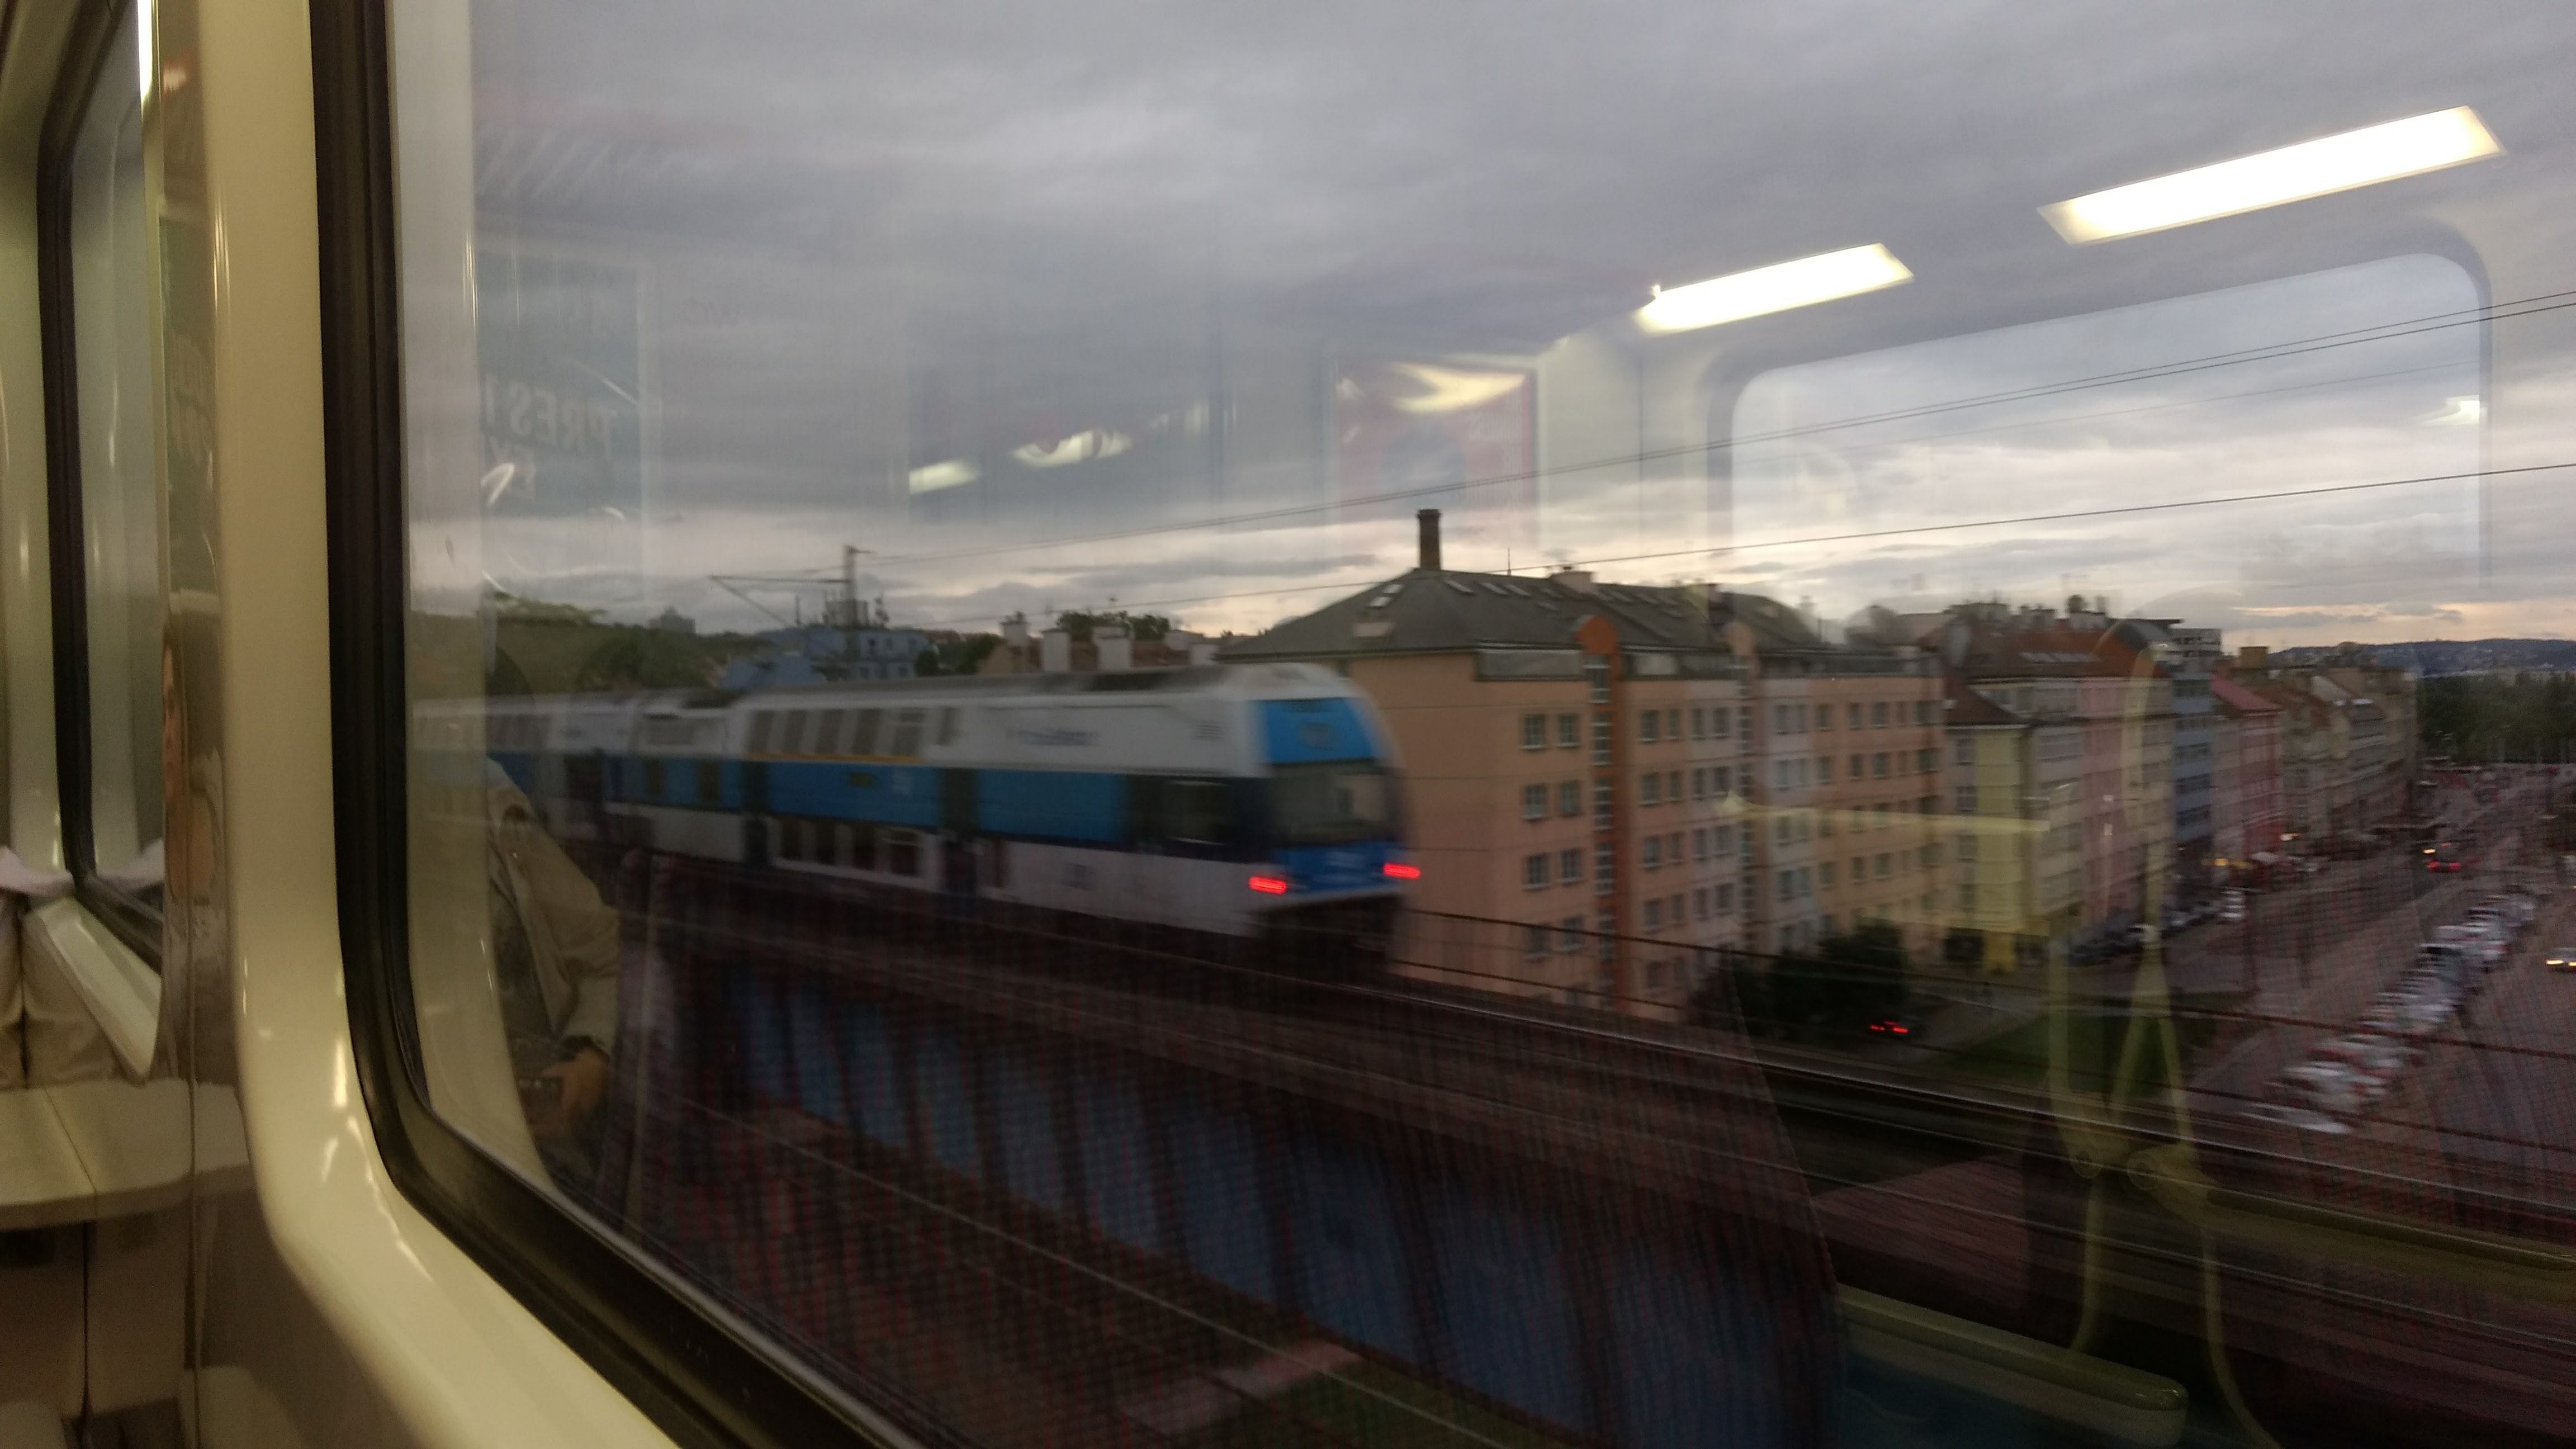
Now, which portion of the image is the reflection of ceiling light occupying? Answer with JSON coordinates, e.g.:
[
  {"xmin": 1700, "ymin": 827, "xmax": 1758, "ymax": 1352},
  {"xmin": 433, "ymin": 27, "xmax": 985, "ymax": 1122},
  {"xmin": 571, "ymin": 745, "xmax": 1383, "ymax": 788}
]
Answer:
[
  {"xmin": 1636, "ymin": 244, "xmax": 1912, "ymax": 334},
  {"xmin": 2042, "ymin": 107, "xmax": 2501, "ymax": 243},
  {"xmin": 1011, "ymin": 429, "xmax": 1131, "ymax": 469},
  {"xmin": 1382, "ymin": 363, "xmax": 1527, "ymax": 414},
  {"xmin": 2430, "ymin": 395, "xmax": 2484, "ymax": 426},
  {"xmin": 907, "ymin": 458, "xmax": 981, "ymax": 494}
]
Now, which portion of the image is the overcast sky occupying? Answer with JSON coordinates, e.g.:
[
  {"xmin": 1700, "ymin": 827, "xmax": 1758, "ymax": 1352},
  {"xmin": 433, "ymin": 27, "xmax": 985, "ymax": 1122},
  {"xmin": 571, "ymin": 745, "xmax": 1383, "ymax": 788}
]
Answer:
[{"xmin": 420, "ymin": 0, "xmax": 2576, "ymax": 647}]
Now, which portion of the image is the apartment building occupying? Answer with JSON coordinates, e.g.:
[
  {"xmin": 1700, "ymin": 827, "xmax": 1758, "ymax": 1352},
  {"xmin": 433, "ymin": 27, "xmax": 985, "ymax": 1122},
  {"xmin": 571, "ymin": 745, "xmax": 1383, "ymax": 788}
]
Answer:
[
  {"xmin": 2211, "ymin": 675, "xmax": 2285, "ymax": 864},
  {"xmin": 1720, "ymin": 596, "xmax": 1945, "ymax": 959},
  {"xmin": 1226, "ymin": 514, "xmax": 1747, "ymax": 1014},
  {"xmin": 1932, "ymin": 604, "xmax": 2175, "ymax": 944},
  {"xmin": 1940, "ymin": 676, "xmax": 2085, "ymax": 972},
  {"xmin": 2232, "ymin": 646, "xmax": 2418, "ymax": 841},
  {"xmin": 2129, "ymin": 620, "xmax": 2220, "ymax": 881}
]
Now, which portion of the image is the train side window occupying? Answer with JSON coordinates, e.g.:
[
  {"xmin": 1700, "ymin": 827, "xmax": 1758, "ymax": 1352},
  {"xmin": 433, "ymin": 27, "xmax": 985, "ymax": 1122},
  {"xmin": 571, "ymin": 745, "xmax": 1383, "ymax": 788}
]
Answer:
[
  {"xmin": 42, "ymin": 0, "xmax": 166, "ymax": 948},
  {"xmin": 811, "ymin": 708, "xmax": 845, "ymax": 755},
  {"xmin": 748, "ymin": 710, "xmax": 775, "ymax": 754},
  {"xmin": 1163, "ymin": 779, "xmax": 1230, "ymax": 846},
  {"xmin": 778, "ymin": 711, "xmax": 809, "ymax": 755},
  {"xmin": 888, "ymin": 709, "xmax": 924, "ymax": 757},
  {"xmin": 847, "ymin": 707, "xmax": 882, "ymax": 755},
  {"xmin": 641, "ymin": 759, "xmax": 664, "ymax": 800},
  {"xmin": 884, "ymin": 830, "xmax": 921, "ymax": 877},
  {"xmin": 695, "ymin": 760, "xmax": 720, "ymax": 804}
]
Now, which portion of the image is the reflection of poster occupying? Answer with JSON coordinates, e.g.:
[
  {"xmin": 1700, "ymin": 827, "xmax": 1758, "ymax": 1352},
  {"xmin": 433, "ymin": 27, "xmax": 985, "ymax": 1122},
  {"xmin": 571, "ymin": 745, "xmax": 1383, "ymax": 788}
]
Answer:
[
  {"xmin": 475, "ymin": 249, "xmax": 643, "ymax": 589},
  {"xmin": 1336, "ymin": 359, "xmax": 1533, "ymax": 567}
]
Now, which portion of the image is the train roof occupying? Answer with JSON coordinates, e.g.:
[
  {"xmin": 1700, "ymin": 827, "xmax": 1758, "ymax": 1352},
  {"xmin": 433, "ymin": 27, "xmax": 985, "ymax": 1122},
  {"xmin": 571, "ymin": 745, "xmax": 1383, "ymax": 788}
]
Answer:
[{"xmin": 719, "ymin": 662, "xmax": 1346, "ymax": 705}]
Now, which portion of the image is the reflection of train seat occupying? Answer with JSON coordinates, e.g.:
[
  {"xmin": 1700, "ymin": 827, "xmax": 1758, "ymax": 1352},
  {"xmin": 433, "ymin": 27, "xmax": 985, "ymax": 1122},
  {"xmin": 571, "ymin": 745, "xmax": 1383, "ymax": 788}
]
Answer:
[
  {"xmin": 600, "ymin": 858, "xmax": 2189, "ymax": 1448},
  {"xmin": 1807, "ymin": 1140, "xmax": 2089, "ymax": 1347},
  {"xmin": 2203, "ymin": 1122, "xmax": 2576, "ymax": 1448}
]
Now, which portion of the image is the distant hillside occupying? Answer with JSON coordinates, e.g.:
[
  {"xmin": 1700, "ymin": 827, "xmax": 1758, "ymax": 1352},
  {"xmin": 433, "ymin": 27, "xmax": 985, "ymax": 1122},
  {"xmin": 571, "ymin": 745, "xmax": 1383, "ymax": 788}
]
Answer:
[{"xmin": 2271, "ymin": 638, "xmax": 2576, "ymax": 676}]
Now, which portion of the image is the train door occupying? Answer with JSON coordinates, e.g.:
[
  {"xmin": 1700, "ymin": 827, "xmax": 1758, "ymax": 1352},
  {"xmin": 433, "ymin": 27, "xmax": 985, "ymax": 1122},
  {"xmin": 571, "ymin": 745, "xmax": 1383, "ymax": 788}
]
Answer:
[{"xmin": 939, "ymin": 769, "xmax": 978, "ymax": 912}]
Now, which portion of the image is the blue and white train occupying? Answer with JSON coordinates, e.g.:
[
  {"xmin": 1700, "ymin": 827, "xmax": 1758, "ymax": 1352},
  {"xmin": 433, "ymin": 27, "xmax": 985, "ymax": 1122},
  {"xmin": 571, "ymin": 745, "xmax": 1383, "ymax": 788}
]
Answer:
[{"xmin": 432, "ymin": 662, "xmax": 1414, "ymax": 968}]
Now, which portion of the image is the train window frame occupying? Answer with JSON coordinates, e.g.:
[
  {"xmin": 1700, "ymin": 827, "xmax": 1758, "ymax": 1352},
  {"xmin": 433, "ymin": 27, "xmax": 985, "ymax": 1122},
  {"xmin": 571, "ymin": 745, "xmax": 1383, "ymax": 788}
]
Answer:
[
  {"xmin": 35, "ymin": 0, "xmax": 166, "ymax": 964},
  {"xmin": 311, "ymin": 1, "xmax": 905, "ymax": 1444}
]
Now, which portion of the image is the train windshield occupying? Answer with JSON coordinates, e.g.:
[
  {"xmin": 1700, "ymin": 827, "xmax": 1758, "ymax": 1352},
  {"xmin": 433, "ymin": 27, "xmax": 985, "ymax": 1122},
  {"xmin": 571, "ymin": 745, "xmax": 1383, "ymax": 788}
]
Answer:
[{"xmin": 1268, "ymin": 763, "xmax": 1396, "ymax": 846}]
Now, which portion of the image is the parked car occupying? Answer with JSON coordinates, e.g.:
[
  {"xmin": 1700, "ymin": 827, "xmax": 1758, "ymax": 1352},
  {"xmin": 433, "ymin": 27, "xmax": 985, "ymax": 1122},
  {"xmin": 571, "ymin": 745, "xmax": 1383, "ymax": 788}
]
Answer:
[
  {"xmin": 2315, "ymin": 1033, "xmax": 2413, "ymax": 1086},
  {"xmin": 2283, "ymin": 1060, "xmax": 2378, "ymax": 1116},
  {"xmin": 2241, "ymin": 1104, "xmax": 2355, "ymax": 1136},
  {"xmin": 2547, "ymin": 945, "xmax": 2576, "ymax": 972}
]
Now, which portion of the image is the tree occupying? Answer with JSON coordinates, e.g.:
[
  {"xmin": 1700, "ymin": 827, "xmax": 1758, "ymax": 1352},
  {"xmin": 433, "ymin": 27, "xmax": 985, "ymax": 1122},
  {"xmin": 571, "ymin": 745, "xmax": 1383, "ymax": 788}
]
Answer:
[
  {"xmin": 1703, "ymin": 921, "xmax": 1911, "ymax": 1041},
  {"xmin": 1055, "ymin": 609, "xmax": 1172, "ymax": 643}
]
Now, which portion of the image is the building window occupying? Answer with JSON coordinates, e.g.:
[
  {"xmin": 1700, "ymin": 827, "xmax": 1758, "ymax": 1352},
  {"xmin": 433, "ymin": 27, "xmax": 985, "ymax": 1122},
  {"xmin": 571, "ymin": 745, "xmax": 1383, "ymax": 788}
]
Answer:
[
  {"xmin": 1586, "ymin": 656, "xmax": 1611, "ymax": 703},
  {"xmin": 1817, "ymin": 704, "xmax": 1834, "ymax": 732},
  {"xmin": 1954, "ymin": 736, "xmax": 1974, "ymax": 765},
  {"xmin": 1694, "ymin": 888, "xmax": 1710, "ymax": 921},
  {"xmin": 1642, "ymin": 773, "xmax": 1662, "ymax": 806},
  {"xmin": 1557, "ymin": 781, "xmax": 1581, "ymax": 816},
  {"xmin": 1521, "ymin": 713, "xmax": 1547, "ymax": 749},
  {"xmin": 1593, "ymin": 781, "xmax": 1613, "ymax": 827},
  {"xmin": 1874, "ymin": 853, "xmax": 1891, "ymax": 879},
  {"xmin": 1522, "ymin": 783, "xmax": 1548, "ymax": 820},
  {"xmin": 1595, "ymin": 844, "xmax": 1616, "ymax": 893},
  {"xmin": 1916, "ymin": 701, "xmax": 1935, "ymax": 724},
  {"xmin": 1690, "ymin": 707, "xmax": 1706, "ymax": 738},
  {"xmin": 1715, "ymin": 708, "xmax": 1733, "ymax": 739},
  {"xmin": 1820, "ymin": 861, "xmax": 1838, "ymax": 888},
  {"xmin": 1592, "ymin": 714, "xmax": 1613, "ymax": 766},
  {"xmin": 1736, "ymin": 707, "xmax": 1752, "ymax": 741},
  {"xmin": 1957, "ymin": 833, "xmax": 1978, "ymax": 861},
  {"xmin": 1817, "ymin": 756, "xmax": 1835, "ymax": 784},
  {"xmin": 1524, "ymin": 924, "xmax": 1551, "ymax": 959},
  {"xmin": 1666, "ymin": 708, "xmax": 1680, "ymax": 739},
  {"xmin": 1557, "ymin": 713, "xmax": 1579, "ymax": 747},
  {"xmin": 1692, "ymin": 828, "xmax": 1709, "ymax": 861},
  {"xmin": 1871, "ymin": 702, "xmax": 1888, "ymax": 728},
  {"xmin": 1663, "ymin": 769, "xmax": 1680, "ymax": 801},
  {"xmin": 1645, "ymin": 898, "xmax": 1664, "ymax": 931},
  {"xmin": 1597, "ymin": 914, "xmax": 1617, "ymax": 960},
  {"xmin": 1560, "ymin": 847, "xmax": 1584, "ymax": 883},
  {"xmin": 1717, "ymin": 883, "xmax": 1735, "ymax": 912},
  {"xmin": 1559, "ymin": 917, "xmax": 1585, "ymax": 953},
  {"xmin": 1644, "ymin": 836, "xmax": 1663, "ymax": 869},
  {"xmin": 1641, "ymin": 711, "xmax": 1660, "ymax": 744},
  {"xmin": 1849, "ymin": 856, "xmax": 1865, "ymax": 884},
  {"xmin": 1917, "ymin": 748, "xmax": 1937, "ymax": 773},
  {"xmin": 1524, "ymin": 854, "xmax": 1550, "ymax": 889},
  {"xmin": 1871, "ymin": 752, "xmax": 1888, "ymax": 778},
  {"xmin": 1778, "ymin": 870, "xmax": 1796, "ymax": 902},
  {"xmin": 1715, "ymin": 765, "xmax": 1732, "ymax": 795},
  {"xmin": 1843, "ymin": 703, "xmax": 1859, "ymax": 729}
]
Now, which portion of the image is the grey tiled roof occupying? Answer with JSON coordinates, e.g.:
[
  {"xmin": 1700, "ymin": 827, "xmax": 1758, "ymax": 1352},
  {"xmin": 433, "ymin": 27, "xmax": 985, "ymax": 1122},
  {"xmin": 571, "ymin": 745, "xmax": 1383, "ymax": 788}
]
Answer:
[{"xmin": 1221, "ymin": 568, "xmax": 1725, "ymax": 657}]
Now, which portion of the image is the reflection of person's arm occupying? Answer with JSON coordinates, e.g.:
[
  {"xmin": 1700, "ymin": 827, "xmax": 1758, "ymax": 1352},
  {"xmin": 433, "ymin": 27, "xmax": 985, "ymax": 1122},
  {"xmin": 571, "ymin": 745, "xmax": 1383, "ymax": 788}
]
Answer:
[{"xmin": 515, "ymin": 820, "xmax": 623, "ymax": 1052}]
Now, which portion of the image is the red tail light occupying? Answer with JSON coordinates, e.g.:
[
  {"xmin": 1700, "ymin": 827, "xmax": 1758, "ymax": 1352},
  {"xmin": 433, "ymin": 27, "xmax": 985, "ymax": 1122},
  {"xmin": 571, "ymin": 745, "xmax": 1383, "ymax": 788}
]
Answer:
[
  {"xmin": 1248, "ymin": 875, "xmax": 1289, "ymax": 894},
  {"xmin": 1383, "ymin": 862, "xmax": 1421, "ymax": 880}
]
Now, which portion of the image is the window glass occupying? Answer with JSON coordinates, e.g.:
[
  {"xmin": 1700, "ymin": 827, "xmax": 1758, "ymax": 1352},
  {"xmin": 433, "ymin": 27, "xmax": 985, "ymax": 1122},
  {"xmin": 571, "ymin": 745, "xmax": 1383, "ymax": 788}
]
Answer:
[
  {"xmin": 386, "ymin": 2, "xmax": 2576, "ymax": 1445},
  {"xmin": 60, "ymin": 2, "xmax": 164, "ymax": 922}
]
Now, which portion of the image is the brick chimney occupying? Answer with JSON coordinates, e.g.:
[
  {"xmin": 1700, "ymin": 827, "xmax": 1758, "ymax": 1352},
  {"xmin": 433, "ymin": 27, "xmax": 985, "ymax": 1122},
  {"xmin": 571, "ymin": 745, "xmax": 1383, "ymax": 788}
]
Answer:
[{"xmin": 1417, "ymin": 509, "xmax": 1442, "ymax": 571}]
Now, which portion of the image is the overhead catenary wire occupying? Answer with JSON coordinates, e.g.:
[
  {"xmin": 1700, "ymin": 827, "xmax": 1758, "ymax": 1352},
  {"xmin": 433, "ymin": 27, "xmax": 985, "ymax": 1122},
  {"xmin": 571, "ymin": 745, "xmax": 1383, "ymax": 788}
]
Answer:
[{"xmin": 900, "ymin": 458, "xmax": 2576, "ymax": 631}]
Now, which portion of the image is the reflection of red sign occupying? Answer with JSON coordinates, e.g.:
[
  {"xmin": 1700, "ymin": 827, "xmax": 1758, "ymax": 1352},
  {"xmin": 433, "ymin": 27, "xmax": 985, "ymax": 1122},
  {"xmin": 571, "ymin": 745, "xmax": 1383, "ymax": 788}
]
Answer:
[{"xmin": 1336, "ymin": 360, "xmax": 1534, "ymax": 565}]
